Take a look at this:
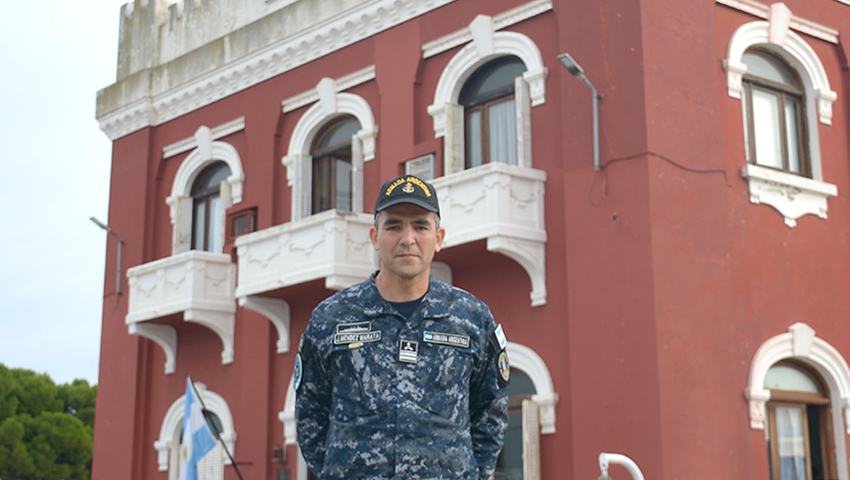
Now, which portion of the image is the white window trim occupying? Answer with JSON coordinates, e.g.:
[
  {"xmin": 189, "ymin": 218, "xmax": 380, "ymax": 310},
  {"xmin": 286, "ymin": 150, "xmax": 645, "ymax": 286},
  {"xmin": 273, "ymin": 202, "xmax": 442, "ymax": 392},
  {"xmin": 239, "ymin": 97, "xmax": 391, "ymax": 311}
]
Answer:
[
  {"xmin": 746, "ymin": 322, "xmax": 850, "ymax": 480},
  {"xmin": 427, "ymin": 14, "xmax": 546, "ymax": 175},
  {"xmin": 154, "ymin": 382, "xmax": 237, "ymax": 476},
  {"xmin": 724, "ymin": 13, "xmax": 838, "ymax": 227},
  {"xmin": 282, "ymin": 77, "xmax": 377, "ymax": 221},
  {"xmin": 166, "ymin": 126, "xmax": 245, "ymax": 254}
]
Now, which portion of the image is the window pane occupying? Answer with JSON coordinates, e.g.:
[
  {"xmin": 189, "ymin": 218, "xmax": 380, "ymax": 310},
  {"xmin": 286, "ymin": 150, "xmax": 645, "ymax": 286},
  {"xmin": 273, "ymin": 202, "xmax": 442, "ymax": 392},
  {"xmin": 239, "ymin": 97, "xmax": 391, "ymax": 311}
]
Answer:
[
  {"xmin": 489, "ymin": 99, "xmax": 517, "ymax": 165},
  {"xmin": 208, "ymin": 195, "xmax": 222, "ymax": 253},
  {"xmin": 495, "ymin": 370, "xmax": 535, "ymax": 480},
  {"xmin": 742, "ymin": 87, "xmax": 751, "ymax": 163},
  {"xmin": 494, "ymin": 410, "xmax": 523, "ymax": 480},
  {"xmin": 765, "ymin": 365, "xmax": 821, "ymax": 393},
  {"xmin": 316, "ymin": 119, "xmax": 360, "ymax": 151},
  {"xmin": 776, "ymin": 406, "xmax": 808, "ymax": 480},
  {"xmin": 752, "ymin": 89, "xmax": 783, "ymax": 170},
  {"xmin": 467, "ymin": 110, "xmax": 483, "ymax": 168},
  {"xmin": 313, "ymin": 159, "xmax": 330, "ymax": 213},
  {"xmin": 194, "ymin": 202, "xmax": 206, "ymax": 251},
  {"xmin": 196, "ymin": 164, "xmax": 231, "ymax": 192},
  {"xmin": 784, "ymin": 98, "xmax": 802, "ymax": 174},
  {"xmin": 335, "ymin": 159, "xmax": 352, "ymax": 212},
  {"xmin": 459, "ymin": 56, "xmax": 526, "ymax": 106},
  {"xmin": 743, "ymin": 52, "xmax": 797, "ymax": 87}
]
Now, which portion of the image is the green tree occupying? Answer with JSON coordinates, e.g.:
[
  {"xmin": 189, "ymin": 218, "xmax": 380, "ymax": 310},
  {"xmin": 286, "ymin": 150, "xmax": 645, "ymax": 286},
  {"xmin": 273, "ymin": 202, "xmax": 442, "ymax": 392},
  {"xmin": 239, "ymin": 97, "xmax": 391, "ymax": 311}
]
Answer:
[{"xmin": 0, "ymin": 364, "xmax": 95, "ymax": 480}]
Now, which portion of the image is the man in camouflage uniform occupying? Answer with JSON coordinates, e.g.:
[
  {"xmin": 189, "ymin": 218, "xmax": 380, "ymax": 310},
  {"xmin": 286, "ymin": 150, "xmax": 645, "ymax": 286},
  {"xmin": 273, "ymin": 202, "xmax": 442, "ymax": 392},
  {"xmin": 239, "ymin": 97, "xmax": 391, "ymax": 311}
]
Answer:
[{"xmin": 295, "ymin": 174, "xmax": 509, "ymax": 479}]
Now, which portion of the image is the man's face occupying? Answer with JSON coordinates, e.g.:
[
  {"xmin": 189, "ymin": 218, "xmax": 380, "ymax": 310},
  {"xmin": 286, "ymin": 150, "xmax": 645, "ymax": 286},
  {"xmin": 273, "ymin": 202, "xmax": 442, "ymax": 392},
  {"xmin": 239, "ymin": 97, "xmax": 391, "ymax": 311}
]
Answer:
[{"xmin": 370, "ymin": 203, "xmax": 446, "ymax": 283}]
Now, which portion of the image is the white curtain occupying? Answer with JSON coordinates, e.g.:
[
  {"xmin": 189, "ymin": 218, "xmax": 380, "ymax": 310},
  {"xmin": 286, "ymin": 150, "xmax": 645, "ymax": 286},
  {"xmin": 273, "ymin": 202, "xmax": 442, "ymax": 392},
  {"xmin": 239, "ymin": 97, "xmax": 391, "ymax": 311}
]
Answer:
[
  {"xmin": 489, "ymin": 99, "xmax": 517, "ymax": 166},
  {"xmin": 776, "ymin": 406, "xmax": 807, "ymax": 480}
]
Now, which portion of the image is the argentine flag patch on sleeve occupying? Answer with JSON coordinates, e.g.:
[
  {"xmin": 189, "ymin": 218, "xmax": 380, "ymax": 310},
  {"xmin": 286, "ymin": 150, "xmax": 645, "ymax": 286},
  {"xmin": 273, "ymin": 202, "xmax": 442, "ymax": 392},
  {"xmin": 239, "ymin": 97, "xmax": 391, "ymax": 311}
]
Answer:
[{"xmin": 494, "ymin": 324, "xmax": 507, "ymax": 349}]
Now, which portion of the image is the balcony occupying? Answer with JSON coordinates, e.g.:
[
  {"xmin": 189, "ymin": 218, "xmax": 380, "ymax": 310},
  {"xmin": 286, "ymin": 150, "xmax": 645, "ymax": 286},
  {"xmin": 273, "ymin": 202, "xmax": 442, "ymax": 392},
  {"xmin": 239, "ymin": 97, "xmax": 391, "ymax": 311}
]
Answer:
[
  {"xmin": 434, "ymin": 162, "xmax": 547, "ymax": 306},
  {"xmin": 126, "ymin": 250, "xmax": 237, "ymax": 373},
  {"xmin": 235, "ymin": 209, "xmax": 376, "ymax": 298},
  {"xmin": 234, "ymin": 210, "xmax": 376, "ymax": 352}
]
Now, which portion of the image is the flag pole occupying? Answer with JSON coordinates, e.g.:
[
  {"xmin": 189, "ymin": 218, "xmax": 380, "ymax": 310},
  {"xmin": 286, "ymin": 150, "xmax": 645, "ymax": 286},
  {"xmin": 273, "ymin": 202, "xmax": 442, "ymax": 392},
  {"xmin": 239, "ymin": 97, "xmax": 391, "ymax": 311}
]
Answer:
[{"xmin": 187, "ymin": 374, "xmax": 245, "ymax": 480}]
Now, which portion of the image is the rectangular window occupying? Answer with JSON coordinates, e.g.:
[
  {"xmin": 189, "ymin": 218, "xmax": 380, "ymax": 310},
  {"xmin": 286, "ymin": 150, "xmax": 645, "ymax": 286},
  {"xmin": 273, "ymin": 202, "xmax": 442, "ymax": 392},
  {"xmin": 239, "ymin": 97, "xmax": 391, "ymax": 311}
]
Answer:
[{"xmin": 229, "ymin": 208, "xmax": 257, "ymax": 239}]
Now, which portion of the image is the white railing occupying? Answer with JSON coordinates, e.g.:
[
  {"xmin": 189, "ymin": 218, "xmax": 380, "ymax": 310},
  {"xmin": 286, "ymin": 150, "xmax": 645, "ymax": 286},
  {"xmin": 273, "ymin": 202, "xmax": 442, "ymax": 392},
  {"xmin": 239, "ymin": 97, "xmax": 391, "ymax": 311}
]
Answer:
[{"xmin": 234, "ymin": 209, "xmax": 376, "ymax": 298}]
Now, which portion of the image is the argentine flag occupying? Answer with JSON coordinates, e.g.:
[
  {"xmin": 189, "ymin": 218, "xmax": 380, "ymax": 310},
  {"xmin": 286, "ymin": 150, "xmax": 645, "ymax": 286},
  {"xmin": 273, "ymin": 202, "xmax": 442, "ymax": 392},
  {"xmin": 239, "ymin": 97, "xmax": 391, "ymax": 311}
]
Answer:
[{"xmin": 180, "ymin": 377, "xmax": 218, "ymax": 480}]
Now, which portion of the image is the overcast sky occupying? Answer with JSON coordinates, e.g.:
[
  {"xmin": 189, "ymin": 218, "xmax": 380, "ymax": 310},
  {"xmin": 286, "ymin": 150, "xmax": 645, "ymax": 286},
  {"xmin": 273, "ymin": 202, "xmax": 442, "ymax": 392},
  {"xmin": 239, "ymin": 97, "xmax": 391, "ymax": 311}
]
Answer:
[{"xmin": 0, "ymin": 1, "xmax": 130, "ymax": 385}]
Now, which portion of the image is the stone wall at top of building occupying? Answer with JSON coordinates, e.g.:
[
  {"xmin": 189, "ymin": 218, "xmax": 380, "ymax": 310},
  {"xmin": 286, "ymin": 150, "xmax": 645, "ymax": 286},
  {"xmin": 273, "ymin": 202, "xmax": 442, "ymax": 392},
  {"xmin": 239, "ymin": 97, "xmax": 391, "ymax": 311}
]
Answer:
[{"xmin": 97, "ymin": 0, "xmax": 366, "ymax": 119}]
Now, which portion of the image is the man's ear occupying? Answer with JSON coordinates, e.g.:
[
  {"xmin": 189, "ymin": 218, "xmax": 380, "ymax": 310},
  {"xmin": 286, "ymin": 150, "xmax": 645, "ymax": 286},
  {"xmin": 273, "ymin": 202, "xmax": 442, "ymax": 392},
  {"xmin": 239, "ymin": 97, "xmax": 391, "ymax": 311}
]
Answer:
[
  {"xmin": 434, "ymin": 226, "xmax": 446, "ymax": 253},
  {"xmin": 369, "ymin": 226, "xmax": 379, "ymax": 251}
]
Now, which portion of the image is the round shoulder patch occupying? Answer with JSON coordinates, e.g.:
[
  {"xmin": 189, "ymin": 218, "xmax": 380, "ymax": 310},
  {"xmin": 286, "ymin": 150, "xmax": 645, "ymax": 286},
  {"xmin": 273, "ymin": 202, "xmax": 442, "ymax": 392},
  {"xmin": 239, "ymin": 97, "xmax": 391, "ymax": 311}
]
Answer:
[
  {"xmin": 293, "ymin": 354, "xmax": 303, "ymax": 391},
  {"xmin": 497, "ymin": 350, "xmax": 510, "ymax": 387}
]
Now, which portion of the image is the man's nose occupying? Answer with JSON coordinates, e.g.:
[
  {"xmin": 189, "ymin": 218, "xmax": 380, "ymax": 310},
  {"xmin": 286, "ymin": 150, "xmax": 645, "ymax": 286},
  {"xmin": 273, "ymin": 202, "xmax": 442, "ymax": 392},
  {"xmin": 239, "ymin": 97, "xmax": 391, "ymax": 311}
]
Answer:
[{"xmin": 399, "ymin": 225, "xmax": 416, "ymax": 245}]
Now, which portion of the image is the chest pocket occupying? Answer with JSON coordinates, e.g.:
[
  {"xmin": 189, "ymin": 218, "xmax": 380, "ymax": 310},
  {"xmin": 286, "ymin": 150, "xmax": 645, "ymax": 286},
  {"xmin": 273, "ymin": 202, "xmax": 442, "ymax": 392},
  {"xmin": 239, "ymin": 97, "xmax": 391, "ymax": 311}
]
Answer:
[
  {"xmin": 328, "ymin": 342, "xmax": 392, "ymax": 420},
  {"xmin": 419, "ymin": 341, "xmax": 474, "ymax": 423}
]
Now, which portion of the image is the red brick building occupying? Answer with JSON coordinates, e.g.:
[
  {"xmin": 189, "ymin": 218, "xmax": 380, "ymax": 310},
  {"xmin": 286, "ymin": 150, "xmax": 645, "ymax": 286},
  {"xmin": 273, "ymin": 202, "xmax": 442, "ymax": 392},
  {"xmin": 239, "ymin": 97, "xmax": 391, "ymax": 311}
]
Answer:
[{"xmin": 93, "ymin": 0, "xmax": 850, "ymax": 478}]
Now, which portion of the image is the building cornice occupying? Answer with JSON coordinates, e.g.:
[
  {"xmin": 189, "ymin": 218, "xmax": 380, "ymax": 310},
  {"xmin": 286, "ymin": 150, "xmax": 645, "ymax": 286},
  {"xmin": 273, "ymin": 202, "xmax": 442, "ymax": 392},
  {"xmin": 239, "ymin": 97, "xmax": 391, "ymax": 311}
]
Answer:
[
  {"xmin": 421, "ymin": 0, "xmax": 553, "ymax": 58},
  {"xmin": 716, "ymin": 0, "xmax": 839, "ymax": 44},
  {"xmin": 97, "ymin": 0, "xmax": 457, "ymax": 141}
]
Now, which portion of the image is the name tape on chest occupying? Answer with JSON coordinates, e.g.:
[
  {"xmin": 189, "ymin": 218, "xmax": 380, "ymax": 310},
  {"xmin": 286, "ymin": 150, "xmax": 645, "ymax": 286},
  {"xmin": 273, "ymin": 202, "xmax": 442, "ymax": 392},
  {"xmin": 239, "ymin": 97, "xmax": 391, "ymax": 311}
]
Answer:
[
  {"xmin": 334, "ymin": 331, "xmax": 382, "ymax": 345},
  {"xmin": 423, "ymin": 331, "xmax": 470, "ymax": 348},
  {"xmin": 336, "ymin": 321, "xmax": 372, "ymax": 333}
]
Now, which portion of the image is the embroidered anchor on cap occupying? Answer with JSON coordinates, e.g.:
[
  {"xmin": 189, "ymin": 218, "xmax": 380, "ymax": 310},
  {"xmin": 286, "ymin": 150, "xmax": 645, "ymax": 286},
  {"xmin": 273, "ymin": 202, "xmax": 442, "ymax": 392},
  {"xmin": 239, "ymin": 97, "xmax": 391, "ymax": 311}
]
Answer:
[{"xmin": 375, "ymin": 175, "xmax": 440, "ymax": 217}]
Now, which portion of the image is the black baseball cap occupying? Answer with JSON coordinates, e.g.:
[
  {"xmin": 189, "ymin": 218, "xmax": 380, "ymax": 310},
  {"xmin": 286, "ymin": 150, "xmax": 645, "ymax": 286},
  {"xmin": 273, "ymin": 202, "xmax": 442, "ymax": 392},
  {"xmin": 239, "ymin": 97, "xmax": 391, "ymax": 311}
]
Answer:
[{"xmin": 375, "ymin": 175, "xmax": 440, "ymax": 217}]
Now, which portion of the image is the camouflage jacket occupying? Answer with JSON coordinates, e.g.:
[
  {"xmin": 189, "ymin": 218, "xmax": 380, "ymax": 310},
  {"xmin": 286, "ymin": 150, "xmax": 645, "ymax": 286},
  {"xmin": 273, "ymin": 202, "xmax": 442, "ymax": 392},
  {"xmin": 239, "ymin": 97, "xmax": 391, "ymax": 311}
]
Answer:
[{"xmin": 295, "ymin": 273, "xmax": 509, "ymax": 479}]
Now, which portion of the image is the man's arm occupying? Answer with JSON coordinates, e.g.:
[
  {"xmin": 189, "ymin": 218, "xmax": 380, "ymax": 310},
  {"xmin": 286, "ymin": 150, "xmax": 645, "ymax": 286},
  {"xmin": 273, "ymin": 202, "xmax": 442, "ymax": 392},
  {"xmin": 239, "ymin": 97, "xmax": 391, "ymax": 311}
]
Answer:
[
  {"xmin": 295, "ymin": 332, "xmax": 331, "ymax": 475},
  {"xmin": 469, "ymin": 325, "xmax": 510, "ymax": 480}
]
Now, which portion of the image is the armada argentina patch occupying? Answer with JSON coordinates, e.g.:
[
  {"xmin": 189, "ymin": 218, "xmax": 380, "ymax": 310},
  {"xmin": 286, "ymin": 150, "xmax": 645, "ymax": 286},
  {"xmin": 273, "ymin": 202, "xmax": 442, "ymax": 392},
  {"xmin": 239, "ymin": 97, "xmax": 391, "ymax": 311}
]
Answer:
[
  {"xmin": 334, "ymin": 331, "xmax": 382, "ymax": 345},
  {"xmin": 423, "ymin": 331, "xmax": 471, "ymax": 348}
]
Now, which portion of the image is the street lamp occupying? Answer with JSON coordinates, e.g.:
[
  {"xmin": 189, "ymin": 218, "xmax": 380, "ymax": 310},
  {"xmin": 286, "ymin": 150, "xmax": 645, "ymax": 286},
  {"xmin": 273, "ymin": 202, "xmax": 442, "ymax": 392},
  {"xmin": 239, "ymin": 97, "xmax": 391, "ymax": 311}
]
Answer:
[
  {"xmin": 90, "ymin": 217, "xmax": 124, "ymax": 296},
  {"xmin": 557, "ymin": 52, "xmax": 603, "ymax": 171}
]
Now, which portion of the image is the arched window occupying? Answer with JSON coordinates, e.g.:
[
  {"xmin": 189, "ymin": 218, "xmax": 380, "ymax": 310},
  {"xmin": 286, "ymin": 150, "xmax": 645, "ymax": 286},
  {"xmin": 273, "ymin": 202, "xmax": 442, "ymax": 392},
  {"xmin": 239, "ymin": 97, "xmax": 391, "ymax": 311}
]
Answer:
[
  {"xmin": 459, "ymin": 56, "xmax": 527, "ymax": 168},
  {"xmin": 741, "ymin": 50, "xmax": 808, "ymax": 176},
  {"xmin": 495, "ymin": 369, "xmax": 536, "ymax": 480},
  {"xmin": 764, "ymin": 361, "xmax": 837, "ymax": 480},
  {"xmin": 176, "ymin": 410, "xmax": 226, "ymax": 480},
  {"xmin": 155, "ymin": 384, "xmax": 237, "ymax": 480},
  {"xmin": 310, "ymin": 117, "xmax": 359, "ymax": 214},
  {"xmin": 191, "ymin": 161, "xmax": 231, "ymax": 252}
]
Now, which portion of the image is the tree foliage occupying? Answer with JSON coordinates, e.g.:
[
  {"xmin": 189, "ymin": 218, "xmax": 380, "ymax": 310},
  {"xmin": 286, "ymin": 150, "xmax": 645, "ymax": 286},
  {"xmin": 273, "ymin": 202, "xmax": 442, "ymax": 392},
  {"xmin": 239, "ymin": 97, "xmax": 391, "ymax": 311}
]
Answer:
[{"xmin": 0, "ymin": 363, "xmax": 96, "ymax": 480}]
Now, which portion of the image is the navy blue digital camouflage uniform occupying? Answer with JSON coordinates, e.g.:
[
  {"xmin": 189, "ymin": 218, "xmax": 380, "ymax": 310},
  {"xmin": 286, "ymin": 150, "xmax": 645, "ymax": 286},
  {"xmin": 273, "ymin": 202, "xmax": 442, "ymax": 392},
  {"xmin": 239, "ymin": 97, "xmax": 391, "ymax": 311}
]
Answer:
[{"xmin": 295, "ymin": 272, "xmax": 509, "ymax": 479}]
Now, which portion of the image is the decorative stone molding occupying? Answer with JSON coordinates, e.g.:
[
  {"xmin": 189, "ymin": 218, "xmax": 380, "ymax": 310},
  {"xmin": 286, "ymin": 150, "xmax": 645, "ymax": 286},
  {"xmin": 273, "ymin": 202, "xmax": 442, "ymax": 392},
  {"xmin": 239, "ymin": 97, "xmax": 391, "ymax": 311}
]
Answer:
[
  {"xmin": 428, "ymin": 29, "xmax": 547, "ymax": 138},
  {"xmin": 285, "ymin": 90, "xmax": 377, "ymax": 162},
  {"xmin": 724, "ymin": 19, "xmax": 836, "ymax": 125},
  {"xmin": 507, "ymin": 341, "xmax": 558, "ymax": 434},
  {"xmin": 422, "ymin": 0, "xmax": 554, "ymax": 58},
  {"xmin": 128, "ymin": 323, "xmax": 177, "ymax": 375},
  {"xmin": 98, "ymin": 0, "xmax": 456, "ymax": 140},
  {"xmin": 280, "ymin": 376, "xmax": 297, "ymax": 446},
  {"xmin": 126, "ymin": 250, "xmax": 237, "ymax": 366},
  {"xmin": 162, "ymin": 117, "xmax": 246, "ymax": 159},
  {"xmin": 741, "ymin": 164, "xmax": 837, "ymax": 228},
  {"xmin": 238, "ymin": 296, "xmax": 291, "ymax": 354},
  {"xmin": 282, "ymin": 66, "xmax": 376, "ymax": 113},
  {"xmin": 746, "ymin": 322, "xmax": 850, "ymax": 435},
  {"xmin": 282, "ymin": 87, "xmax": 375, "ymax": 219},
  {"xmin": 434, "ymin": 163, "xmax": 547, "ymax": 306},
  {"xmin": 166, "ymin": 134, "xmax": 245, "ymax": 253},
  {"xmin": 716, "ymin": 0, "xmax": 839, "ymax": 44},
  {"xmin": 234, "ymin": 210, "xmax": 376, "ymax": 298},
  {"xmin": 156, "ymin": 382, "xmax": 237, "ymax": 471}
]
